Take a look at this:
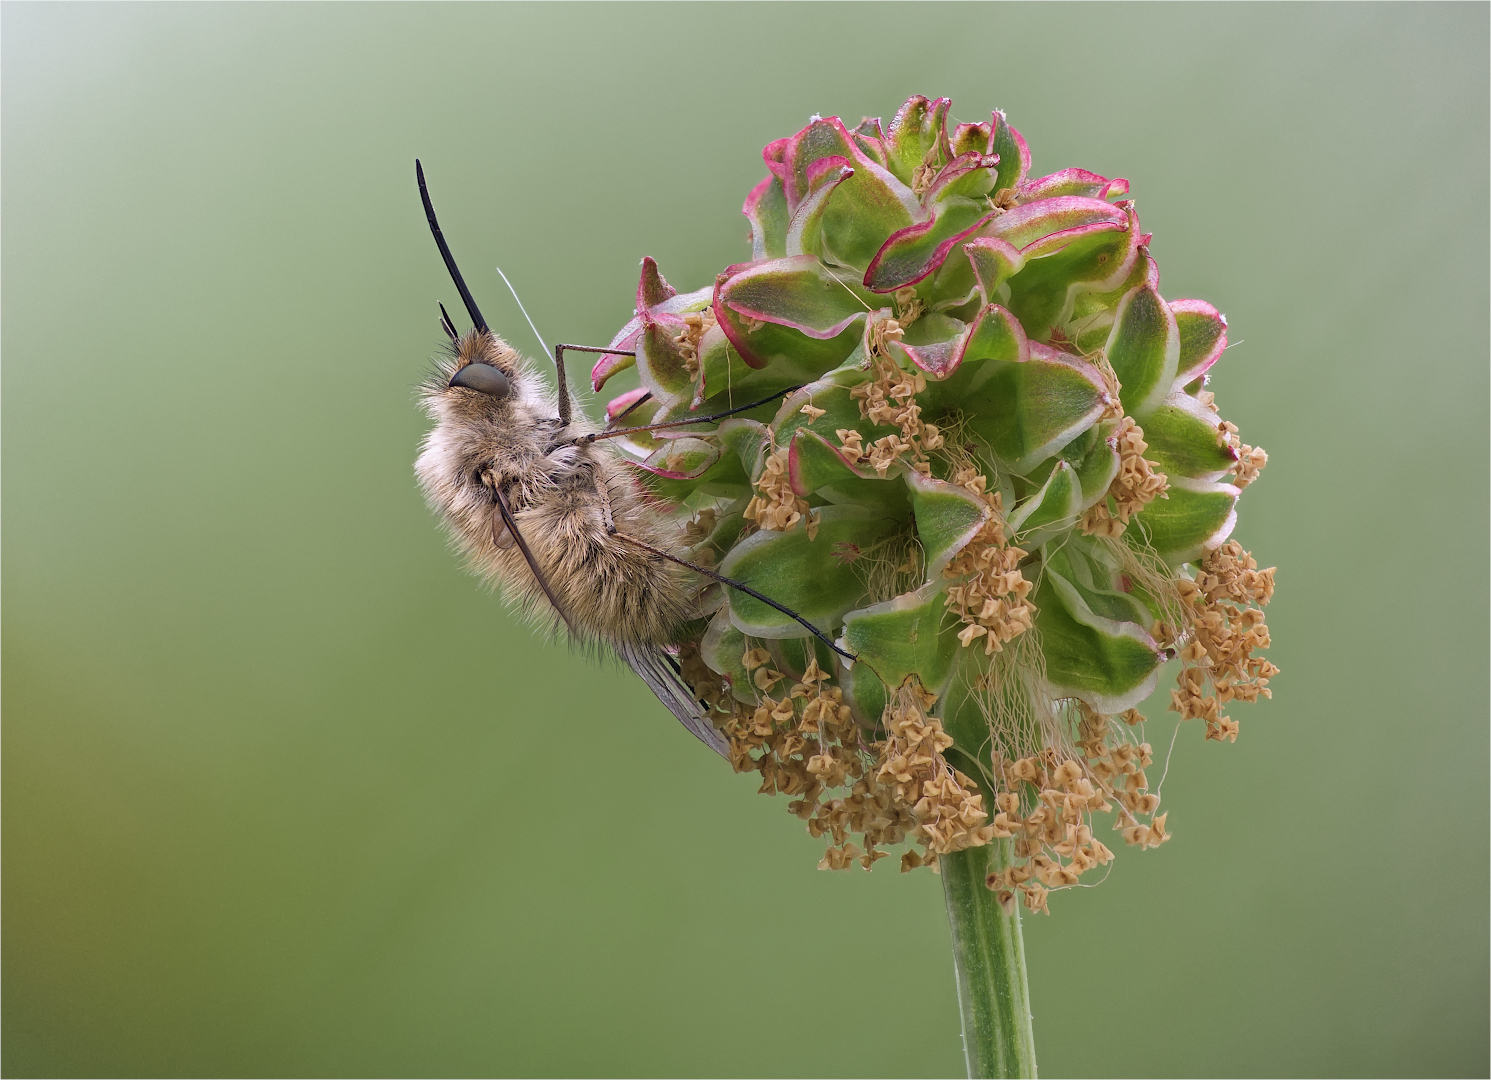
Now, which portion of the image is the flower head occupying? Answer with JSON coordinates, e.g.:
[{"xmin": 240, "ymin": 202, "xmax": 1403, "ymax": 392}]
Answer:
[{"xmin": 594, "ymin": 96, "xmax": 1275, "ymax": 911}]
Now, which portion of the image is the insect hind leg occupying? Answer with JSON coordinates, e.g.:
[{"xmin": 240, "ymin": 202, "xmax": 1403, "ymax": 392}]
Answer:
[{"xmin": 607, "ymin": 529, "xmax": 856, "ymax": 663}]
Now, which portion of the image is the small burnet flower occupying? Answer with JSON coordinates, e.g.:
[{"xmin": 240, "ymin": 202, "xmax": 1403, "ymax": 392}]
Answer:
[{"xmin": 589, "ymin": 94, "xmax": 1276, "ymax": 914}]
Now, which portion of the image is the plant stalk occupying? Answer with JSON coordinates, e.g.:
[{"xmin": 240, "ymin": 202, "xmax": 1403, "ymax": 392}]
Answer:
[{"xmin": 941, "ymin": 841, "xmax": 1037, "ymax": 1078}]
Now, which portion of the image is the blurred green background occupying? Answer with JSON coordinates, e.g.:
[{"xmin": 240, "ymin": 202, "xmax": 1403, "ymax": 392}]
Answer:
[{"xmin": 3, "ymin": 3, "xmax": 1486, "ymax": 1077}]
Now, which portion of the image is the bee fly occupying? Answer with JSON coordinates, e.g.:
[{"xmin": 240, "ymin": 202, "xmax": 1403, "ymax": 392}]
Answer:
[{"xmin": 412, "ymin": 161, "xmax": 851, "ymax": 756}]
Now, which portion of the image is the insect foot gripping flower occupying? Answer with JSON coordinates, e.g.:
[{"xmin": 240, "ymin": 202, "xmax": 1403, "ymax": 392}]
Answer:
[{"xmin": 585, "ymin": 96, "xmax": 1275, "ymax": 1078}]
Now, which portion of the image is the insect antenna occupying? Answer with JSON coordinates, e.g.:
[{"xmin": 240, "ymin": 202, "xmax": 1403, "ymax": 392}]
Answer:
[
  {"xmin": 492, "ymin": 265, "xmax": 578, "ymax": 426},
  {"xmin": 415, "ymin": 159, "xmax": 489, "ymax": 333},
  {"xmin": 610, "ymin": 530, "xmax": 857, "ymax": 663},
  {"xmin": 437, "ymin": 302, "xmax": 459, "ymax": 343},
  {"xmin": 492, "ymin": 487, "xmax": 576, "ymax": 635},
  {"xmin": 494, "ymin": 265, "xmax": 552, "ymax": 358}
]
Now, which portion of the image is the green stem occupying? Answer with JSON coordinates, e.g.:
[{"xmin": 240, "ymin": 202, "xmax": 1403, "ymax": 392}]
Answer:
[{"xmin": 940, "ymin": 841, "xmax": 1037, "ymax": 1079}]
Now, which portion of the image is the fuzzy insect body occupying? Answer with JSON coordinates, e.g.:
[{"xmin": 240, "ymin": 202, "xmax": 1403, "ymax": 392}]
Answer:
[
  {"xmin": 415, "ymin": 328, "xmax": 702, "ymax": 650},
  {"xmin": 411, "ymin": 160, "xmax": 847, "ymax": 756},
  {"xmin": 413, "ymin": 159, "xmax": 732, "ymax": 754}
]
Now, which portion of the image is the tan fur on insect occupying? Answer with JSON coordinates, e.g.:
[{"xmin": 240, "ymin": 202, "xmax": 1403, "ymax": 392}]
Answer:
[{"xmin": 415, "ymin": 329, "xmax": 698, "ymax": 645}]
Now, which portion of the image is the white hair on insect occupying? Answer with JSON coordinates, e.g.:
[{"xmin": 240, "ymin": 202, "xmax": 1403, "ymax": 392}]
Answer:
[{"xmin": 494, "ymin": 264, "xmax": 551, "ymax": 359}]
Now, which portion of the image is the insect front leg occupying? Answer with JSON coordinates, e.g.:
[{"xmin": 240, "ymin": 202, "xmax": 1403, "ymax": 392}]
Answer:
[
  {"xmin": 477, "ymin": 467, "xmax": 518, "ymax": 549},
  {"xmin": 589, "ymin": 464, "xmax": 617, "ymax": 535}
]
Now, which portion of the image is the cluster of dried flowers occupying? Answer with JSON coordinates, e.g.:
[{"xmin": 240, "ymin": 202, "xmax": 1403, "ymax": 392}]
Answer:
[
  {"xmin": 703, "ymin": 656, "xmax": 998, "ymax": 874},
  {"xmin": 678, "ymin": 386, "xmax": 1274, "ymax": 913},
  {"xmin": 1171, "ymin": 540, "xmax": 1278, "ymax": 743}
]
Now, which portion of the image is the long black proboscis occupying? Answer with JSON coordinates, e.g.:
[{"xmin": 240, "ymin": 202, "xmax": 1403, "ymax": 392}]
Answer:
[
  {"xmin": 611, "ymin": 531, "xmax": 856, "ymax": 662},
  {"xmin": 416, "ymin": 159, "xmax": 488, "ymax": 333},
  {"xmin": 493, "ymin": 487, "xmax": 575, "ymax": 634},
  {"xmin": 585, "ymin": 385, "xmax": 805, "ymax": 444}
]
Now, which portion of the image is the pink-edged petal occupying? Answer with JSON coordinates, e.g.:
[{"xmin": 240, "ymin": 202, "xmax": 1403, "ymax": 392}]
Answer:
[
  {"xmin": 711, "ymin": 262, "xmax": 865, "ymax": 372},
  {"xmin": 863, "ymin": 199, "xmax": 996, "ymax": 293},
  {"xmin": 963, "ymin": 236, "xmax": 1026, "ymax": 301},
  {"xmin": 1007, "ymin": 227, "xmax": 1142, "ymax": 342},
  {"xmin": 926, "ymin": 151, "xmax": 1000, "ymax": 203},
  {"xmin": 1017, "ymin": 168, "xmax": 1129, "ymax": 202},
  {"xmin": 884, "ymin": 95, "xmax": 952, "ymax": 186},
  {"xmin": 743, "ymin": 174, "xmax": 790, "ymax": 262},
  {"xmin": 1171, "ymin": 298, "xmax": 1229, "ymax": 385},
  {"xmin": 958, "ymin": 304, "xmax": 1029, "ymax": 367},
  {"xmin": 991, "ymin": 196, "xmax": 1129, "ymax": 251},
  {"xmin": 636, "ymin": 437, "xmax": 723, "ymax": 481},
  {"xmin": 889, "ymin": 313, "xmax": 967, "ymax": 378},
  {"xmin": 780, "ymin": 116, "xmax": 871, "ymax": 209},
  {"xmin": 712, "ymin": 263, "xmax": 771, "ymax": 369},
  {"xmin": 762, "ymin": 136, "xmax": 791, "ymax": 188},
  {"xmin": 1106, "ymin": 280, "xmax": 1180, "ymax": 419},
  {"xmin": 852, "ymin": 117, "xmax": 888, "ymax": 167},
  {"xmin": 590, "ymin": 319, "xmax": 642, "ymax": 391},
  {"xmin": 889, "ymin": 302, "xmax": 1028, "ymax": 379},
  {"xmin": 637, "ymin": 309, "xmax": 697, "ymax": 401},
  {"xmin": 785, "ymin": 160, "xmax": 855, "ymax": 258},
  {"xmin": 786, "ymin": 428, "xmax": 882, "ymax": 495},
  {"xmin": 605, "ymin": 387, "xmax": 651, "ymax": 421},
  {"xmin": 651, "ymin": 284, "xmax": 714, "ymax": 316},
  {"xmin": 719, "ymin": 254, "xmax": 871, "ymax": 340},
  {"xmin": 952, "ymin": 121, "xmax": 993, "ymax": 156},
  {"xmin": 636, "ymin": 255, "xmax": 676, "ymax": 312},
  {"xmin": 990, "ymin": 110, "xmax": 1031, "ymax": 195},
  {"xmin": 779, "ymin": 115, "xmax": 920, "ymax": 225}
]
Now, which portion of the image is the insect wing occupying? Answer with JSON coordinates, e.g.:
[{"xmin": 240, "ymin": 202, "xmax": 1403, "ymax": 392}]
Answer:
[{"xmin": 616, "ymin": 641, "xmax": 729, "ymax": 758}]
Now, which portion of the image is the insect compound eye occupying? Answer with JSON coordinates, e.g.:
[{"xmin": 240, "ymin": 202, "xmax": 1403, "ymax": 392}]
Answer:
[{"xmin": 448, "ymin": 362, "xmax": 511, "ymax": 399}]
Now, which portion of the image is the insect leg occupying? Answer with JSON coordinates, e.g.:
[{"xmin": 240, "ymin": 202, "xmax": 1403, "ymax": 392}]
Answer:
[
  {"xmin": 578, "ymin": 385, "xmax": 806, "ymax": 446},
  {"xmin": 491, "ymin": 486, "xmax": 575, "ymax": 634},
  {"xmin": 586, "ymin": 463, "xmax": 617, "ymax": 534},
  {"xmin": 552, "ymin": 345, "xmax": 640, "ymax": 428},
  {"xmin": 608, "ymin": 530, "xmax": 856, "ymax": 663}
]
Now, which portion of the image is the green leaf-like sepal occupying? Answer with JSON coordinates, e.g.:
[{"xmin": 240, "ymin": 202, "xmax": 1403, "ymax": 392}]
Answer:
[
  {"xmin": 1171, "ymin": 299, "xmax": 1228, "ymax": 386},
  {"xmin": 964, "ymin": 237, "xmax": 1026, "ymax": 304},
  {"xmin": 787, "ymin": 429, "xmax": 910, "ymax": 516},
  {"xmin": 1129, "ymin": 476, "xmax": 1239, "ymax": 565},
  {"xmin": 960, "ymin": 343, "xmax": 1111, "ymax": 473},
  {"xmin": 1106, "ymin": 282, "xmax": 1180, "ymax": 419},
  {"xmin": 904, "ymin": 469, "xmax": 993, "ymax": 577},
  {"xmin": 718, "ymin": 506, "xmax": 899, "ymax": 639},
  {"xmin": 744, "ymin": 176, "xmax": 790, "ymax": 262},
  {"xmin": 701, "ymin": 606, "xmax": 754, "ymax": 704},
  {"xmin": 1009, "ymin": 459, "xmax": 1081, "ymax": 540},
  {"xmin": 840, "ymin": 580, "xmax": 962, "ymax": 702},
  {"xmin": 1141, "ymin": 393, "xmax": 1238, "ymax": 481},
  {"xmin": 1035, "ymin": 563, "xmax": 1165, "ymax": 713}
]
